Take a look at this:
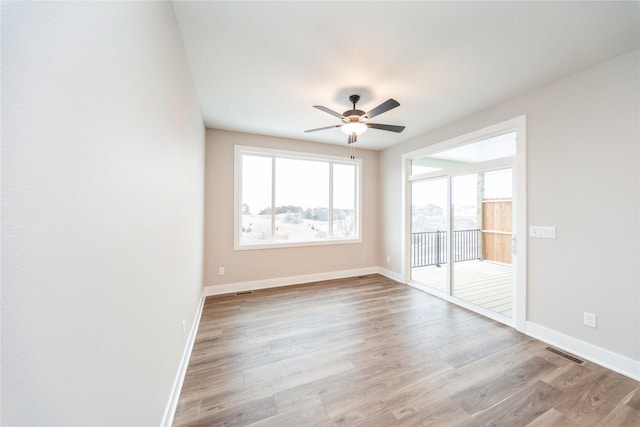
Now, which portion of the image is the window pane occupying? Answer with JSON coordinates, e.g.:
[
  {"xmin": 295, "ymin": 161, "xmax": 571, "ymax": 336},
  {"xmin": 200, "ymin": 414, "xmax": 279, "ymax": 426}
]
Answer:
[
  {"xmin": 411, "ymin": 131, "xmax": 516, "ymax": 176},
  {"xmin": 274, "ymin": 157, "xmax": 329, "ymax": 242},
  {"xmin": 333, "ymin": 163, "xmax": 356, "ymax": 238},
  {"xmin": 411, "ymin": 178, "xmax": 448, "ymax": 292},
  {"xmin": 484, "ymin": 168, "xmax": 512, "ymax": 199},
  {"xmin": 411, "ymin": 160, "xmax": 443, "ymax": 175},
  {"xmin": 240, "ymin": 155, "xmax": 272, "ymax": 243},
  {"xmin": 452, "ymin": 173, "xmax": 479, "ymax": 230}
]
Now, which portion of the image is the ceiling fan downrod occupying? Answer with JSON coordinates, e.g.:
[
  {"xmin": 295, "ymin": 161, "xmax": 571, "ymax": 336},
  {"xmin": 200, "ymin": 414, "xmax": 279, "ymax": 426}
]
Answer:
[{"xmin": 349, "ymin": 94, "xmax": 360, "ymax": 110}]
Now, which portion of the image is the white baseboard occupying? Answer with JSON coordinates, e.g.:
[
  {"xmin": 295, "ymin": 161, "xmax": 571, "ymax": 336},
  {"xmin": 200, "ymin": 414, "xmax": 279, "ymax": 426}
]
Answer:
[
  {"xmin": 204, "ymin": 266, "xmax": 380, "ymax": 296},
  {"xmin": 377, "ymin": 267, "xmax": 404, "ymax": 283},
  {"xmin": 161, "ymin": 294, "xmax": 206, "ymax": 427},
  {"xmin": 526, "ymin": 321, "xmax": 640, "ymax": 381}
]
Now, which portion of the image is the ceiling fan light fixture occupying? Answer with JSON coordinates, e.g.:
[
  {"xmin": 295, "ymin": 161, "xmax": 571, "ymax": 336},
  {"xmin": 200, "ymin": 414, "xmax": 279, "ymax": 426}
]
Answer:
[{"xmin": 341, "ymin": 122, "xmax": 368, "ymax": 136}]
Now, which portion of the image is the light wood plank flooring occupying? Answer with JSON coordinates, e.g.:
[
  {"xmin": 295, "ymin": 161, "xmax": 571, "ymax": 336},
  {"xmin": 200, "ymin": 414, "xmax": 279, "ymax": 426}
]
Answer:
[{"xmin": 173, "ymin": 274, "xmax": 639, "ymax": 426}]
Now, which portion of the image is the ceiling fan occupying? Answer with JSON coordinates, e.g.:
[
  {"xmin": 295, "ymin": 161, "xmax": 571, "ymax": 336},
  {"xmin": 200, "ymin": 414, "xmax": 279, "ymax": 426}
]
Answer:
[{"xmin": 305, "ymin": 94, "xmax": 405, "ymax": 145}]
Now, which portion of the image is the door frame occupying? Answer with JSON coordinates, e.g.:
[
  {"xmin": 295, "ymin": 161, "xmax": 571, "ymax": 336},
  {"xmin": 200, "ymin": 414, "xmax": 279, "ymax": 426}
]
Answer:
[{"xmin": 401, "ymin": 116, "xmax": 527, "ymax": 331}]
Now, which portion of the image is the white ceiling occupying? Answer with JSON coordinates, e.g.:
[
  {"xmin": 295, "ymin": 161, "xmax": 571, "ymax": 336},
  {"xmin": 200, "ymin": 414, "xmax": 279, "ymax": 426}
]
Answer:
[{"xmin": 173, "ymin": 1, "xmax": 639, "ymax": 151}]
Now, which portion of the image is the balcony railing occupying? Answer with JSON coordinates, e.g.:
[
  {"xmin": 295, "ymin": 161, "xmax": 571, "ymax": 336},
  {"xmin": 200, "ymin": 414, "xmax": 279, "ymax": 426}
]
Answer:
[{"xmin": 411, "ymin": 229, "xmax": 481, "ymax": 268}]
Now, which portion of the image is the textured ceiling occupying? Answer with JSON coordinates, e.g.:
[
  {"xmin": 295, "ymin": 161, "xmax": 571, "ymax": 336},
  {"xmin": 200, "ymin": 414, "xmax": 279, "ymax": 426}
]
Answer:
[{"xmin": 173, "ymin": 1, "xmax": 640, "ymax": 150}]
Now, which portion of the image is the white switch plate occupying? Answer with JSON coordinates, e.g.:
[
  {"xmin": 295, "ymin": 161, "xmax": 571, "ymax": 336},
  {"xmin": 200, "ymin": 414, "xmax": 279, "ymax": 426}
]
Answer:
[
  {"xmin": 219, "ymin": 267, "xmax": 225, "ymax": 275},
  {"xmin": 529, "ymin": 226, "xmax": 556, "ymax": 239}
]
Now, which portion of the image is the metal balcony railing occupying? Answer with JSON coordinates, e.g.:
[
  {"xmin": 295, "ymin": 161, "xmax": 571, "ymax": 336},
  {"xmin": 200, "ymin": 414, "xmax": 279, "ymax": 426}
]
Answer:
[{"xmin": 411, "ymin": 229, "xmax": 481, "ymax": 268}]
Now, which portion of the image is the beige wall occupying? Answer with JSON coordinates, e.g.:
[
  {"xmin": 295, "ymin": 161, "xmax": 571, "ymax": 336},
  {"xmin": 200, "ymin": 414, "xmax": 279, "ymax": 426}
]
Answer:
[
  {"xmin": 1, "ymin": 2, "xmax": 204, "ymax": 424},
  {"xmin": 379, "ymin": 50, "xmax": 640, "ymax": 364},
  {"xmin": 203, "ymin": 129, "xmax": 379, "ymax": 287}
]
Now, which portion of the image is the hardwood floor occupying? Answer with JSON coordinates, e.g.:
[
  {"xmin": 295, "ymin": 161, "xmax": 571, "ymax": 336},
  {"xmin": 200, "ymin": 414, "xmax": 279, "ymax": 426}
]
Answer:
[{"xmin": 173, "ymin": 274, "xmax": 639, "ymax": 426}]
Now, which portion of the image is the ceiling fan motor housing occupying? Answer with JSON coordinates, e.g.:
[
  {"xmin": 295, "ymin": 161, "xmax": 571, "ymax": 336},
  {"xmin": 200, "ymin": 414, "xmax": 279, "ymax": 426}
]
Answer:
[{"xmin": 342, "ymin": 110, "xmax": 367, "ymax": 123}]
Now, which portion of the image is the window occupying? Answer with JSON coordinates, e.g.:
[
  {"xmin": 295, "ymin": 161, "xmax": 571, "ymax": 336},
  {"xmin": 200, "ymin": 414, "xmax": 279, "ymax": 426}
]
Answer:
[
  {"xmin": 410, "ymin": 131, "xmax": 516, "ymax": 176},
  {"xmin": 235, "ymin": 146, "xmax": 361, "ymax": 249}
]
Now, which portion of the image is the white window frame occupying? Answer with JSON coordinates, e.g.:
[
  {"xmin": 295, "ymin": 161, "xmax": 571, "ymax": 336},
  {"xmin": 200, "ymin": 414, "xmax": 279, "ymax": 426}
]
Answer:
[{"xmin": 234, "ymin": 145, "xmax": 362, "ymax": 250}]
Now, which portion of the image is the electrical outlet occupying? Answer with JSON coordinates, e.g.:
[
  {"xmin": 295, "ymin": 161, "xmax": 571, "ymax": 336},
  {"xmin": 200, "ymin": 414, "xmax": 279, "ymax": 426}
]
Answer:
[
  {"xmin": 584, "ymin": 312, "xmax": 597, "ymax": 328},
  {"xmin": 219, "ymin": 267, "xmax": 225, "ymax": 275},
  {"xmin": 386, "ymin": 255, "xmax": 391, "ymax": 263}
]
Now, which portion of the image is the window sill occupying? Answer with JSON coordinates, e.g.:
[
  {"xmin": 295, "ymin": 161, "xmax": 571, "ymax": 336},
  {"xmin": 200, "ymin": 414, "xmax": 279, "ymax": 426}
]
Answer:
[{"xmin": 234, "ymin": 237, "xmax": 362, "ymax": 251}]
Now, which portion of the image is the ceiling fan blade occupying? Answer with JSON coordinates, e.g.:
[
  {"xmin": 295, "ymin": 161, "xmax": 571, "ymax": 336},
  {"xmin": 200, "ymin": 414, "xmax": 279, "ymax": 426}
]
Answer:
[
  {"xmin": 304, "ymin": 124, "xmax": 342, "ymax": 133},
  {"xmin": 367, "ymin": 123, "xmax": 405, "ymax": 133},
  {"xmin": 365, "ymin": 98, "xmax": 400, "ymax": 119},
  {"xmin": 313, "ymin": 105, "xmax": 344, "ymax": 119}
]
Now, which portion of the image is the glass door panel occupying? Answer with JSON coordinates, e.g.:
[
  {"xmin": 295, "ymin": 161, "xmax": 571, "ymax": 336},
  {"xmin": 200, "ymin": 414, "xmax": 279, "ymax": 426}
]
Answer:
[
  {"xmin": 451, "ymin": 170, "xmax": 513, "ymax": 316},
  {"xmin": 411, "ymin": 178, "xmax": 448, "ymax": 292}
]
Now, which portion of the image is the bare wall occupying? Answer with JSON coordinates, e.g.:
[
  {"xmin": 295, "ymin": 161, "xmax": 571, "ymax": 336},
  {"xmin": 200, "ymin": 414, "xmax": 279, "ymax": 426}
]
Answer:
[
  {"xmin": 379, "ymin": 50, "xmax": 640, "ymax": 364},
  {"xmin": 1, "ymin": 2, "xmax": 204, "ymax": 424},
  {"xmin": 203, "ymin": 129, "xmax": 378, "ymax": 287}
]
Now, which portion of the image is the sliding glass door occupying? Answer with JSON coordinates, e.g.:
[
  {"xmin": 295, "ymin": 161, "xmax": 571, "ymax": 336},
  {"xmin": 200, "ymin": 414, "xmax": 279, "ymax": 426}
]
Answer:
[
  {"xmin": 408, "ymin": 128, "xmax": 521, "ymax": 324},
  {"xmin": 451, "ymin": 170, "xmax": 513, "ymax": 317}
]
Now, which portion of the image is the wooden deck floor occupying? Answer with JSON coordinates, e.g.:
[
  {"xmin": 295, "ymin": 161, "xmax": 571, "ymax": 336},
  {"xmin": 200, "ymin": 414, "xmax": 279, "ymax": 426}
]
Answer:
[
  {"xmin": 173, "ymin": 275, "xmax": 640, "ymax": 426},
  {"xmin": 412, "ymin": 260, "xmax": 512, "ymax": 316}
]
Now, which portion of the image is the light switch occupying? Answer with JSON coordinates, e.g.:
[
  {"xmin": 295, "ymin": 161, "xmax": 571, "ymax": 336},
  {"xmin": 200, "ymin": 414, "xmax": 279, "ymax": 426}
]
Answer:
[{"xmin": 530, "ymin": 226, "xmax": 556, "ymax": 239}]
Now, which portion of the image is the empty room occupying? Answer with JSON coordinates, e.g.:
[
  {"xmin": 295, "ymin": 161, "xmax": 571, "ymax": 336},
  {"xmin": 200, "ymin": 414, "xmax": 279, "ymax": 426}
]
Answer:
[{"xmin": 2, "ymin": 1, "xmax": 639, "ymax": 426}]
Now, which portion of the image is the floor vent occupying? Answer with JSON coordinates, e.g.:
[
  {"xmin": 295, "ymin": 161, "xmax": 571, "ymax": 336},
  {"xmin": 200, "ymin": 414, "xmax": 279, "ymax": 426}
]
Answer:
[
  {"xmin": 546, "ymin": 347, "xmax": 584, "ymax": 364},
  {"xmin": 234, "ymin": 291, "xmax": 254, "ymax": 296}
]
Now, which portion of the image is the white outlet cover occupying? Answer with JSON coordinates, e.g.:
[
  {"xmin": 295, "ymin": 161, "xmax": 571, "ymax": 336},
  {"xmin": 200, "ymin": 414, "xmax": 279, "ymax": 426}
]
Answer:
[{"xmin": 584, "ymin": 312, "xmax": 597, "ymax": 328}]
